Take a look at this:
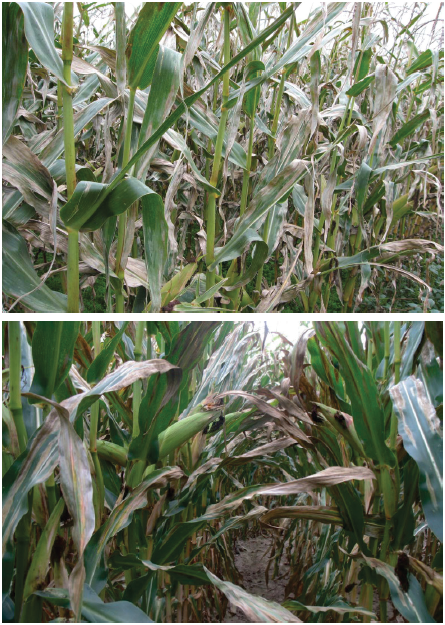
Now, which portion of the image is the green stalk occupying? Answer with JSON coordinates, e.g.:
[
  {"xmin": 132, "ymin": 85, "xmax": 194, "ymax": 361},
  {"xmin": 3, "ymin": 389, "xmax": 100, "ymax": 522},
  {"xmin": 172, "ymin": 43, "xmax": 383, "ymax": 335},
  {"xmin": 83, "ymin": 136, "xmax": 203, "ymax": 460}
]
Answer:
[
  {"xmin": 90, "ymin": 321, "xmax": 104, "ymax": 527},
  {"xmin": 205, "ymin": 7, "xmax": 231, "ymax": 302},
  {"xmin": 378, "ymin": 321, "xmax": 402, "ymax": 615},
  {"xmin": 388, "ymin": 321, "xmax": 401, "ymax": 449},
  {"xmin": 367, "ymin": 337, "xmax": 373, "ymax": 370},
  {"xmin": 46, "ymin": 473, "xmax": 57, "ymax": 515},
  {"xmin": 132, "ymin": 322, "xmax": 145, "ymax": 438},
  {"xmin": 57, "ymin": 80, "xmax": 63, "ymax": 131},
  {"xmin": 14, "ymin": 491, "xmax": 33, "ymax": 623},
  {"xmin": 255, "ymin": 16, "xmax": 293, "ymax": 299},
  {"xmin": 114, "ymin": 3, "xmax": 126, "ymax": 96},
  {"xmin": 8, "ymin": 322, "xmax": 27, "ymax": 454},
  {"xmin": 10, "ymin": 324, "xmax": 32, "ymax": 620},
  {"xmin": 383, "ymin": 321, "xmax": 390, "ymax": 380},
  {"xmin": 62, "ymin": 2, "xmax": 79, "ymax": 313},
  {"xmin": 239, "ymin": 115, "xmax": 255, "ymax": 217},
  {"xmin": 114, "ymin": 86, "xmax": 136, "ymax": 313},
  {"xmin": 393, "ymin": 321, "xmax": 401, "ymax": 385},
  {"xmin": 125, "ymin": 322, "xmax": 146, "ymax": 488}
]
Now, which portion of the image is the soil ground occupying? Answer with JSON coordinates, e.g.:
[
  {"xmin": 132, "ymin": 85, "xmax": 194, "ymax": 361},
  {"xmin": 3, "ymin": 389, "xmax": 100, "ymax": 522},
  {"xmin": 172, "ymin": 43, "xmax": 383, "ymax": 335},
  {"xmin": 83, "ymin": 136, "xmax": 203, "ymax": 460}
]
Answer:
[
  {"xmin": 223, "ymin": 535, "xmax": 288, "ymax": 623},
  {"xmin": 221, "ymin": 535, "xmax": 406, "ymax": 624}
]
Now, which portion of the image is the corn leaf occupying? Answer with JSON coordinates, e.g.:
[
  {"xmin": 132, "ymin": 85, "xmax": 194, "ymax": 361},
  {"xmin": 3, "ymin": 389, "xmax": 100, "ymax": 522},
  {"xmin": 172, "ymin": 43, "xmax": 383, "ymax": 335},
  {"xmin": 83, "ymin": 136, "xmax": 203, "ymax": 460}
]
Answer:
[
  {"xmin": 126, "ymin": 3, "xmax": 181, "ymax": 90},
  {"xmin": 2, "ymin": 3, "xmax": 28, "ymax": 144},
  {"xmin": 361, "ymin": 555, "xmax": 435, "ymax": 623},
  {"xmin": 315, "ymin": 322, "xmax": 396, "ymax": 466},
  {"xmin": 203, "ymin": 567, "xmax": 301, "ymax": 622},
  {"xmin": 22, "ymin": 498, "xmax": 65, "ymax": 601},
  {"xmin": 141, "ymin": 191, "xmax": 168, "ymax": 313},
  {"xmin": 16, "ymin": 2, "xmax": 78, "ymax": 87},
  {"xmin": 2, "ymin": 412, "xmax": 59, "ymax": 552},
  {"xmin": 87, "ymin": 322, "xmax": 129, "ymax": 384},
  {"xmin": 390, "ymin": 376, "xmax": 443, "ymax": 542},
  {"xmin": 85, "ymin": 467, "xmax": 182, "ymax": 591},
  {"xmin": 29, "ymin": 322, "xmax": 80, "ymax": 402},
  {"xmin": 35, "ymin": 584, "xmax": 153, "ymax": 623},
  {"xmin": 2, "ymin": 222, "xmax": 67, "ymax": 313}
]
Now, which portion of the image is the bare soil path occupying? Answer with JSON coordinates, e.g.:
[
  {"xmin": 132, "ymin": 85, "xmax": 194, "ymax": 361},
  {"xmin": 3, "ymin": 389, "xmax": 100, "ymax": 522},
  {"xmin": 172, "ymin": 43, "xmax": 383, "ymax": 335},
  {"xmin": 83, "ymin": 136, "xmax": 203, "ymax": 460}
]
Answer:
[{"xmin": 223, "ymin": 535, "xmax": 289, "ymax": 623}]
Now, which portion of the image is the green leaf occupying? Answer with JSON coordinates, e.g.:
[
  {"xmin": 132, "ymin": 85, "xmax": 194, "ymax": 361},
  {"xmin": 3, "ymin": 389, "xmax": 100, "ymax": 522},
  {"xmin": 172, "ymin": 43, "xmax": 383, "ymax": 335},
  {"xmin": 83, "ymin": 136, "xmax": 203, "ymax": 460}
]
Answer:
[
  {"xmin": 2, "ymin": 221, "xmax": 67, "ymax": 313},
  {"xmin": 39, "ymin": 98, "xmax": 113, "ymax": 167},
  {"xmin": 126, "ymin": 3, "xmax": 181, "ymax": 90},
  {"xmin": 2, "ymin": 3, "xmax": 28, "ymax": 144},
  {"xmin": 314, "ymin": 322, "xmax": 396, "ymax": 467},
  {"xmin": 142, "ymin": 191, "xmax": 168, "ymax": 313},
  {"xmin": 109, "ymin": 553, "xmax": 212, "ymax": 585},
  {"xmin": 151, "ymin": 520, "xmax": 206, "ymax": 565},
  {"xmin": 84, "ymin": 467, "xmax": 182, "ymax": 592},
  {"xmin": 361, "ymin": 555, "xmax": 435, "ymax": 623},
  {"xmin": 210, "ymin": 159, "xmax": 307, "ymax": 269},
  {"xmin": 131, "ymin": 323, "xmax": 220, "ymax": 462},
  {"xmin": 390, "ymin": 376, "xmax": 443, "ymax": 542},
  {"xmin": 406, "ymin": 49, "xmax": 433, "ymax": 75},
  {"xmin": 60, "ymin": 176, "xmax": 159, "ymax": 233},
  {"xmin": 35, "ymin": 584, "xmax": 153, "ymax": 623},
  {"xmin": 346, "ymin": 74, "xmax": 375, "ymax": 96},
  {"xmin": 2, "ymin": 412, "xmax": 59, "ymax": 552},
  {"xmin": 243, "ymin": 60, "xmax": 265, "ymax": 117},
  {"xmin": 87, "ymin": 322, "xmax": 130, "ymax": 384},
  {"xmin": 354, "ymin": 161, "xmax": 372, "ymax": 243},
  {"xmin": 389, "ymin": 110, "xmax": 430, "ymax": 147},
  {"xmin": 16, "ymin": 2, "xmax": 78, "ymax": 87},
  {"xmin": 400, "ymin": 322, "xmax": 425, "ymax": 380},
  {"xmin": 193, "ymin": 279, "xmax": 229, "ymax": 306},
  {"xmin": 110, "ymin": 4, "xmax": 296, "ymax": 189},
  {"xmin": 29, "ymin": 322, "xmax": 80, "ymax": 402},
  {"xmin": 60, "ymin": 3, "xmax": 295, "ymax": 236},
  {"xmin": 354, "ymin": 47, "xmax": 372, "ymax": 81},
  {"xmin": 22, "ymin": 498, "xmax": 65, "ymax": 601},
  {"xmin": 226, "ymin": 3, "xmax": 347, "ymax": 108},
  {"xmin": 135, "ymin": 45, "xmax": 182, "ymax": 180},
  {"xmin": 156, "ymin": 263, "xmax": 198, "ymax": 309}
]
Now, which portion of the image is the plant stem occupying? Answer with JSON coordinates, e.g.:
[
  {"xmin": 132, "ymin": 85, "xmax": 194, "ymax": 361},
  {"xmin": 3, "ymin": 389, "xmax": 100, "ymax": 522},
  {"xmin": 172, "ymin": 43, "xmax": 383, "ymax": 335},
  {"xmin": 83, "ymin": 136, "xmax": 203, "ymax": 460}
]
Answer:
[
  {"xmin": 255, "ymin": 16, "xmax": 293, "ymax": 300},
  {"xmin": 62, "ymin": 2, "xmax": 79, "ymax": 313},
  {"xmin": 389, "ymin": 320, "xmax": 401, "ymax": 450},
  {"xmin": 383, "ymin": 321, "xmax": 390, "ymax": 379},
  {"xmin": 132, "ymin": 322, "xmax": 145, "ymax": 438},
  {"xmin": 90, "ymin": 321, "xmax": 104, "ymax": 527},
  {"xmin": 114, "ymin": 86, "xmax": 136, "ymax": 312},
  {"xmin": 46, "ymin": 473, "xmax": 58, "ymax": 515},
  {"xmin": 114, "ymin": 3, "xmax": 126, "ymax": 96},
  {"xmin": 205, "ymin": 7, "xmax": 231, "ymax": 303},
  {"xmin": 8, "ymin": 322, "xmax": 27, "ymax": 453},
  {"xmin": 57, "ymin": 80, "xmax": 63, "ymax": 131},
  {"xmin": 239, "ymin": 114, "xmax": 255, "ymax": 217},
  {"xmin": 393, "ymin": 321, "xmax": 401, "ymax": 385},
  {"xmin": 14, "ymin": 491, "xmax": 33, "ymax": 623}
]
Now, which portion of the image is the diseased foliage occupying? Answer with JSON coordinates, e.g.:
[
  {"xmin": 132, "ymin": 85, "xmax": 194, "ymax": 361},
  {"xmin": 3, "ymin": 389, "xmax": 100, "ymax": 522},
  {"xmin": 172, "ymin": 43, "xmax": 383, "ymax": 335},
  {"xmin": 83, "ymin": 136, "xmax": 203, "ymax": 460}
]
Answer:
[
  {"xmin": 1, "ymin": 2, "xmax": 443, "ymax": 313},
  {"xmin": 2, "ymin": 320, "xmax": 443, "ymax": 622}
]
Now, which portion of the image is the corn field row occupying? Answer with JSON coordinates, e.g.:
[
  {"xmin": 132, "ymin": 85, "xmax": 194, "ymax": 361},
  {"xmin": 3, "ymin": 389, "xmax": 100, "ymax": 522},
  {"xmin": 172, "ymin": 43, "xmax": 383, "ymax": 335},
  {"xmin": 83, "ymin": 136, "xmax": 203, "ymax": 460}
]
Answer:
[
  {"xmin": 2, "ymin": 320, "xmax": 443, "ymax": 623},
  {"xmin": 2, "ymin": 2, "xmax": 444, "ymax": 313}
]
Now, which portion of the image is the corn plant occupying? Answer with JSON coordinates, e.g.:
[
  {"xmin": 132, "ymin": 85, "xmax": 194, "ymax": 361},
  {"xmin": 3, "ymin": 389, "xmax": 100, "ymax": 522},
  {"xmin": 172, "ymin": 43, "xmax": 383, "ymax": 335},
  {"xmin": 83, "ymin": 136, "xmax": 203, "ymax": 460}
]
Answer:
[
  {"xmin": 2, "ymin": 320, "xmax": 442, "ymax": 623},
  {"xmin": 2, "ymin": 3, "xmax": 443, "ymax": 313}
]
